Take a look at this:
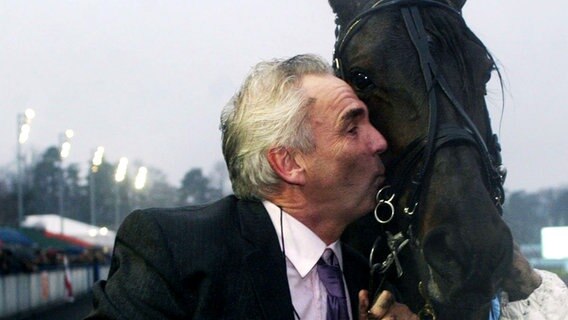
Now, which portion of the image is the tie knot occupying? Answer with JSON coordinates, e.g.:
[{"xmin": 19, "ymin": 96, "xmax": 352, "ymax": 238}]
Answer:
[
  {"xmin": 317, "ymin": 249, "xmax": 345, "ymax": 298},
  {"xmin": 321, "ymin": 248, "xmax": 339, "ymax": 267}
]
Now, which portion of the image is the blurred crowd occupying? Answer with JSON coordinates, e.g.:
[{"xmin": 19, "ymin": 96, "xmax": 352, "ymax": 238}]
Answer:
[{"xmin": 0, "ymin": 244, "xmax": 110, "ymax": 275}]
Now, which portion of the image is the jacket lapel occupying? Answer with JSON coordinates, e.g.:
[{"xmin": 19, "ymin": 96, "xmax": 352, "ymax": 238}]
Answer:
[{"xmin": 238, "ymin": 200, "xmax": 294, "ymax": 320}]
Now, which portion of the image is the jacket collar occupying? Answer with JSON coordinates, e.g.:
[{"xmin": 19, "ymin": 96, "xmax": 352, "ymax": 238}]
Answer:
[{"xmin": 238, "ymin": 199, "xmax": 295, "ymax": 319}]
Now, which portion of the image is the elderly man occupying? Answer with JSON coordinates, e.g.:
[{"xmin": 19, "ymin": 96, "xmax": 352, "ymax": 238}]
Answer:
[{"xmin": 85, "ymin": 54, "xmax": 415, "ymax": 319}]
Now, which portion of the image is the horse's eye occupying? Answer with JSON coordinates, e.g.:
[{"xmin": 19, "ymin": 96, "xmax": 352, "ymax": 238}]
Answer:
[{"xmin": 350, "ymin": 71, "xmax": 375, "ymax": 91}]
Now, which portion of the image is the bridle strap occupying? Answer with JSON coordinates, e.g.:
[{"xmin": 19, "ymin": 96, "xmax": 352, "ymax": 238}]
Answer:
[
  {"xmin": 399, "ymin": 6, "xmax": 504, "ymax": 214},
  {"xmin": 401, "ymin": 6, "xmax": 505, "ymax": 211},
  {"xmin": 389, "ymin": 125, "xmax": 479, "ymax": 193},
  {"xmin": 400, "ymin": 6, "xmax": 439, "ymax": 211}
]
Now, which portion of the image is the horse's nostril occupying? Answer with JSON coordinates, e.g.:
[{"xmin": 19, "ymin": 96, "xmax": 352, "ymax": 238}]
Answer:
[
  {"xmin": 423, "ymin": 226, "xmax": 465, "ymax": 277},
  {"xmin": 422, "ymin": 223, "xmax": 514, "ymax": 304}
]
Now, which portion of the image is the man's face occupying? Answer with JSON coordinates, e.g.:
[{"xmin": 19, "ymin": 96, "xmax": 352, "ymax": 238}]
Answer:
[{"xmin": 298, "ymin": 74, "xmax": 387, "ymax": 223}]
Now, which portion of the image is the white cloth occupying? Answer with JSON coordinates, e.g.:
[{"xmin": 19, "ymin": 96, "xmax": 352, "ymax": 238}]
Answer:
[
  {"xmin": 501, "ymin": 269, "xmax": 568, "ymax": 320},
  {"xmin": 263, "ymin": 200, "xmax": 353, "ymax": 320}
]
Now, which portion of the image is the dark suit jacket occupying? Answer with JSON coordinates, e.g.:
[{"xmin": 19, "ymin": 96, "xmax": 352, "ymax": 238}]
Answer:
[{"xmin": 85, "ymin": 195, "xmax": 369, "ymax": 319}]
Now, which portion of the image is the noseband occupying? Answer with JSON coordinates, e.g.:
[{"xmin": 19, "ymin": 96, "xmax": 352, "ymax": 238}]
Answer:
[{"xmin": 333, "ymin": 0, "xmax": 507, "ymax": 316}]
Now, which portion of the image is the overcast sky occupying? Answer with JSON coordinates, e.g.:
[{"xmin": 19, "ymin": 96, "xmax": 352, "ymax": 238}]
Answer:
[{"xmin": 1, "ymin": 0, "xmax": 566, "ymax": 193}]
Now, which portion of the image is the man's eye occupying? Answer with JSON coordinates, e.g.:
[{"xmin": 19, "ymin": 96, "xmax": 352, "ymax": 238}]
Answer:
[
  {"xmin": 350, "ymin": 71, "xmax": 375, "ymax": 91},
  {"xmin": 348, "ymin": 126, "xmax": 358, "ymax": 135}
]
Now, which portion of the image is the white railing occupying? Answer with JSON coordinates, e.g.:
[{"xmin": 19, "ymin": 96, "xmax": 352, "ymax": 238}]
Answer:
[{"xmin": 0, "ymin": 265, "xmax": 109, "ymax": 318}]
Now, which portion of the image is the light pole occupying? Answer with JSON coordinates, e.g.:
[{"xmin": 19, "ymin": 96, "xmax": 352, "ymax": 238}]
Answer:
[
  {"xmin": 114, "ymin": 157, "xmax": 128, "ymax": 230},
  {"xmin": 16, "ymin": 109, "xmax": 35, "ymax": 226},
  {"xmin": 89, "ymin": 146, "xmax": 105, "ymax": 227},
  {"xmin": 134, "ymin": 166, "xmax": 148, "ymax": 208},
  {"xmin": 58, "ymin": 129, "xmax": 74, "ymax": 235}
]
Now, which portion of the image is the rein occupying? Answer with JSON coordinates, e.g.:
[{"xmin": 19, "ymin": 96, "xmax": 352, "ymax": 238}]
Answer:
[{"xmin": 333, "ymin": 0, "xmax": 507, "ymax": 317}]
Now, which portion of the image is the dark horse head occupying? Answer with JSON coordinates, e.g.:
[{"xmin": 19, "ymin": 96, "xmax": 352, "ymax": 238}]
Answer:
[{"xmin": 330, "ymin": 0, "xmax": 514, "ymax": 318}]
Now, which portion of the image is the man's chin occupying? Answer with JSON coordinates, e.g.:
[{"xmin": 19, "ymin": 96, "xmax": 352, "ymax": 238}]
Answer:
[{"xmin": 357, "ymin": 198, "xmax": 376, "ymax": 217}]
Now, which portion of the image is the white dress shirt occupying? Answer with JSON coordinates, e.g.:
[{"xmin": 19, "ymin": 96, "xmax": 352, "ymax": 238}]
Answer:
[{"xmin": 263, "ymin": 200, "xmax": 353, "ymax": 320}]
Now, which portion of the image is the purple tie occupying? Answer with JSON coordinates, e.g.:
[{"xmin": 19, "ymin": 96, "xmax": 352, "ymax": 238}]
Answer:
[{"xmin": 317, "ymin": 249, "xmax": 349, "ymax": 320}]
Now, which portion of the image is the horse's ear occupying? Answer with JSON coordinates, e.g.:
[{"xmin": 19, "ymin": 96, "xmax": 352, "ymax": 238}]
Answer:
[
  {"xmin": 447, "ymin": 0, "xmax": 466, "ymax": 10},
  {"xmin": 329, "ymin": 0, "xmax": 367, "ymax": 30}
]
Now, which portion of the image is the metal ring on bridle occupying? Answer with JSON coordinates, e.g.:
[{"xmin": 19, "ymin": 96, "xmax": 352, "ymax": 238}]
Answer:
[
  {"xmin": 375, "ymin": 185, "xmax": 394, "ymax": 203},
  {"xmin": 404, "ymin": 202, "xmax": 418, "ymax": 216},
  {"xmin": 374, "ymin": 186, "xmax": 396, "ymax": 224}
]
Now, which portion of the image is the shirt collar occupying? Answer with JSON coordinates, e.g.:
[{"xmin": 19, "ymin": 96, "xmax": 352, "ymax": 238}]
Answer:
[{"xmin": 263, "ymin": 200, "xmax": 344, "ymax": 277}]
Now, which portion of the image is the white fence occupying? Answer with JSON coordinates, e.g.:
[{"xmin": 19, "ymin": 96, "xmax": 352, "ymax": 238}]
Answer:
[{"xmin": 0, "ymin": 265, "xmax": 109, "ymax": 318}]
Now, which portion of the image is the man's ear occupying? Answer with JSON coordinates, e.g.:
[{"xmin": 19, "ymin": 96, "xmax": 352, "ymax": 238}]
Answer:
[{"xmin": 267, "ymin": 147, "xmax": 306, "ymax": 186}]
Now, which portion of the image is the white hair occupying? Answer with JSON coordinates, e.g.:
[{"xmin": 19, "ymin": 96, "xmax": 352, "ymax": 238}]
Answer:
[{"xmin": 220, "ymin": 54, "xmax": 333, "ymax": 199}]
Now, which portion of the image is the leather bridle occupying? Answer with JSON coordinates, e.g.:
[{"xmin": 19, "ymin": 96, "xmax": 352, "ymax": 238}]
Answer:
[
  {"xmin": 334, "ymin": 0, "xmax": 507, "ymax": 231},
  {"xmin": 332, "ymin": 0, "xmax": 508, "ymax": 315}
]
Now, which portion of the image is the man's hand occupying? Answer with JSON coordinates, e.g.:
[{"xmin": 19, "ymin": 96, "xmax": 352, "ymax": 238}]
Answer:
[{"xmin": 358, "ymin": 289, "xmax": 418, "ymax": 320}]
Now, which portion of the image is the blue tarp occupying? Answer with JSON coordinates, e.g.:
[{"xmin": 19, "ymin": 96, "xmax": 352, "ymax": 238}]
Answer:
[
  {"xmin": 18, "ymin": 228, "xmax": 87, "ymax": 254},
  {"xmin": 0, "ymin": 227, "xmax": 34, "ymax": 246}
]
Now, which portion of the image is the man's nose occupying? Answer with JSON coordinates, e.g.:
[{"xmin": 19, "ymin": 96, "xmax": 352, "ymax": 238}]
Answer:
[{"xmin": 369, "ymin": 126, "xmax": 388, "ymax": 155}]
